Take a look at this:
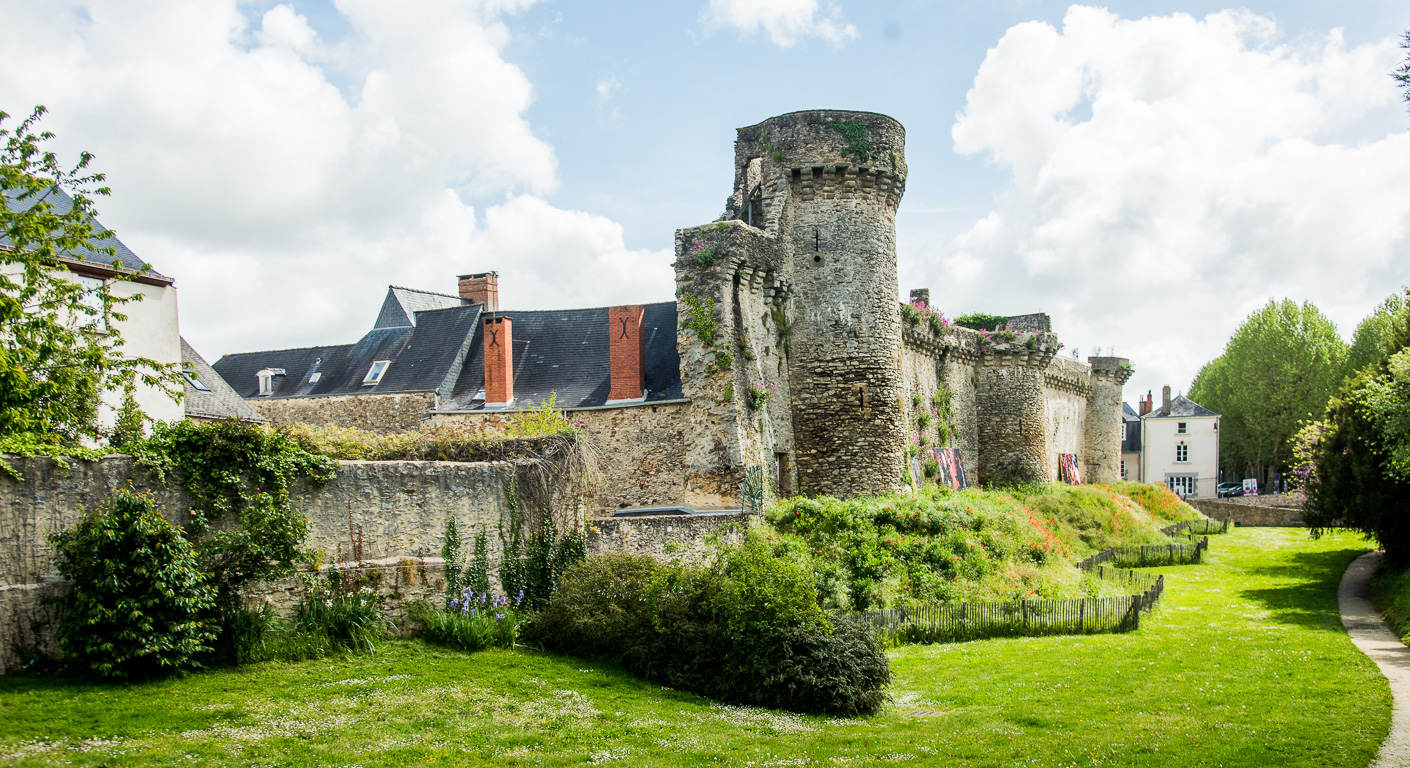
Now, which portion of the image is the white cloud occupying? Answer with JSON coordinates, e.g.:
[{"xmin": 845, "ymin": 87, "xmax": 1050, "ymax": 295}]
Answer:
[
  {"xmin": 701, "ymin": 0, "xmax": 857, "ymax": 49},
  {"xmin": 917, "ymin": 5, "xmax": 1410, "ymax": 400},
  {"xmin": 0, "ymin": 0, "xmax": 673, "ymax": 358}
]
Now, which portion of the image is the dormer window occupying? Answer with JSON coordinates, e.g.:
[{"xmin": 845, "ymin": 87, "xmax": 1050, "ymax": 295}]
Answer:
[
  {"xmin": 256, "ymin": 368, "xmax": 286, "ymax": 396},
  {"xmin": 363, "ymin": 360, "xmax": 391, "ymax": 385},
  {"xmin": 182, "ymin": 362, "xmax": 211, "ymax": 392}
]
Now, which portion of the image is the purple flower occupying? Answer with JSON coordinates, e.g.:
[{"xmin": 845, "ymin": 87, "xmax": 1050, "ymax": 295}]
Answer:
[{"xmin": 496, "ymin": 613, "xmax": 506, "ymax": 620}]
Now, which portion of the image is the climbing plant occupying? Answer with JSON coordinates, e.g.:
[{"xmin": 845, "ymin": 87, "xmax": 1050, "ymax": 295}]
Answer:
[
  {"xmin": 681, "ymin": 291, "xmax": 718, "ymax": 347},
  {"xmin": 827, "ymin": 122, "xmax": 876, "ymax": 163}
]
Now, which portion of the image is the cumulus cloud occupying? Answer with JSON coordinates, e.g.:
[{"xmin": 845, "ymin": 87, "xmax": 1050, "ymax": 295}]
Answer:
[
  {"xmin": 916, "ymin": 5, "xmax": 1410, "ymax": 400},
  {"xmin": 701, "ymin": 0, "xmax": 857, "ymax": 49},
  {"xmin": 0, "ymin": 0, "xmax": 672, "ymax": 358}
]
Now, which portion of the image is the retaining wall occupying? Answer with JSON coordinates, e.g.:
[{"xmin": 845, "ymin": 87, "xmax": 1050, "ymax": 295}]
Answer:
[{"xmin": 1187, "ymin": 497, "xmax": 1305, "ymax": 527}]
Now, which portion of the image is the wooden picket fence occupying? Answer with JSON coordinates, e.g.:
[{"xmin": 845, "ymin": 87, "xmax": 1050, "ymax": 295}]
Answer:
[{"xmin": 860, "ymin": 523, "xmax": 1222, "ymax": 645}]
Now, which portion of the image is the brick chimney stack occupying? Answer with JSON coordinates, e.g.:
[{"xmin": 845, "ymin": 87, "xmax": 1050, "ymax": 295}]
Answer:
[
  {"xmin": 459, "ymin": 272, "xmax": 499, "ymax": 312},
  {"xmin": 1161, "ymin": 385, "xmax": 1172, "ymax": 416},
  {"xmin": 1138, "ymin": 390, "xmax": 1152, "ymax": 416},
  {"xmin": 607, "ymin": 305, "xmax": 647, "ymax": 403},
  {"xmin": 482, "ymin": 315, "xmax": 513, "ymax": 407}
]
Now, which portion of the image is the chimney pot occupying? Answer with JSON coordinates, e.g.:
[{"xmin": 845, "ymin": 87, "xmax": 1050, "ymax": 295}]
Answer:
[
  {"xmin": 459, "ymin": 271, "xmax": 499, "ymax": 312},
  {"xmin": 607, "ymin": 305, "xmax": 647, "ymax": 402},
  {"xmin": 1138, "ymin": 390, "xmax": 1152, "ymax": 416},
  {"xmin": 483, "ymin": 315, "xmax": 513, "ymax": 406}
]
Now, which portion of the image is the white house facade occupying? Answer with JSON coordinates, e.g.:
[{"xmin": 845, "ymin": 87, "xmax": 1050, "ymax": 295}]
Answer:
[{"xmin": 1139, "ymin": 386, "xmax": 1220, "ymax": 498}]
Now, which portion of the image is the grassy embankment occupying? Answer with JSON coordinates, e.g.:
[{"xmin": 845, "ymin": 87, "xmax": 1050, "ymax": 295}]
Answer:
[
  {"xmin": 767, "ymin": 481, "xmax": 1203, "ymax": 609},
  {"xmin": 0, "ymin": 527, "xmax": 1385, "ymax": 767}
]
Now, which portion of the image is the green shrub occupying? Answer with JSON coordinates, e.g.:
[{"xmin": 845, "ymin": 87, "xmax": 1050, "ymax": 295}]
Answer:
[
  {"xmin": 954, "ymin": 313, "xmax": 1008, "ymax": 332},
  {"xmin": 408, "ymin": 590, "xmax": 524, "ymax": 651},
  {"xmin": 51, "ymin": 489, "xmax": 216, "ymax": 680},
  {"xmin": 291, "ymin": 572, "xmax": 386, "ymax": 655},
  {"xmin": 532, "ymin": 537, "xmax": 891, "ymax": 716}
]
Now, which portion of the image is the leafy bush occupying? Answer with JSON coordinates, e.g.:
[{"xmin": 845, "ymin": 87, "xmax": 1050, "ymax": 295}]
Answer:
[
  {"xmin": 50, "ymin": 489, "xmax": 216, "ymax": 679},
  {"xmin": 954, "ymin": 313, "xmax": 1008, "ymax": 332},
  {"xmin": 532, "ymin": 536, "xmax": 891, "ymax": 716},
  {"xmin": 409, "ymin": 589, "xmax": 525, "ymax": 651}
]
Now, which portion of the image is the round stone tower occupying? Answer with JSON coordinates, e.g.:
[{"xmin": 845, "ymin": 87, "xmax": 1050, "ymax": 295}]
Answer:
[{"xmin": 731, "ymin": 110, "xmax": 909, "ymax": 498}]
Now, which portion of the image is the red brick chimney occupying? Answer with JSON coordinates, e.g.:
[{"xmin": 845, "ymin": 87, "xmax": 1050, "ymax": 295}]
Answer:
[
  {"xmin": 1139, "ymin": 390, "xmax": 1152, "ymax": 416},
  {"xmin": 483, "ymin": 315, "xmax": 513, "ymax": 406},
  {"xmin": 459, "ymin": 272, "xmax": 499, "ymax": 312},
  {"xmin": 608, "ymin": 305, "xmax": 646, "ymax": 402}
]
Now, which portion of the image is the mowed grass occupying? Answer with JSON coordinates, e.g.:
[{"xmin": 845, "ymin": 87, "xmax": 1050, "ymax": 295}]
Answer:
[{"xmin": 0, "ymin": 528, "xmax": 1389, "ymax": 767}]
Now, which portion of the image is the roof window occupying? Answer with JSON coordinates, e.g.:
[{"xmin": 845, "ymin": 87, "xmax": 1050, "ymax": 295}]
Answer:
[
  {"xmin": 363, "ymin": 360, "xmax": 391, "ymax": 385},
  {"xmin": 182, "ymin": 363, "xmax": 211, "ymax": 393},
  {"xmin": 308, "ymin": 372, "xmax": 322, "ymax": 384}
]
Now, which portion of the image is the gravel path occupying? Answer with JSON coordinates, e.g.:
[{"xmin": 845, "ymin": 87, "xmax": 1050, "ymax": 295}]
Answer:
[{"xmin": 1340, "ymin": 551, "xmax": 1410, "ymax": 768}]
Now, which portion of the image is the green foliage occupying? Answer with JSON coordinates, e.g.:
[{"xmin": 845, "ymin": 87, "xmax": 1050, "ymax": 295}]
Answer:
[
  {"xmin": 132, "ymin": 419, "xmax": 335, "ymax": 619},
  {"xmin": 928, "ymin": 313, "xmax": 946, "ymax": 336},
  {"xmin": 50, "ymin": 488, "xmax": 216, "ymax": 679},
  {"xmin": 466, "ymin": 530, "xmax": 491, "ymax": 595},
  {"xmin": 1345, "ymin": 291, "xmax": 1406, "ymax": 381},
  {"xmin": 1189, "ymin": 299, "xmax": 1347, "ymax": 481},
  {"xmin": 408, "ymin": 596, "xmax": 523, "ymax": 652},
  {"xmin": 680, "ymin": 291, "xmax": 718, "ymax": 347},
  {"xmin": 901, "ymin": 302, "xmax": 920, "ymax": 326},
  {"xmin": 954, "ymin": 313, "xmax": 1007, "ymax": 332},
  {"xmin": 746, "ymin": 382, "xmax": 772, "ymax": 410},
  {"xmin": 442, "ymin": 517, "xmax": 466, "ymax": 608},
  {"xmin": 532, "ymin": 534, "xmax": 891, "ymax": 716},
  {"xmin": 282, "ymin": 400, "xmax": 579, "ymax": 462},
  {"xmin": 687, "ymin": 238, "xmax": 719, "ymax": 268},
  {"xmin": 712, "ymin": 349, "xmax": 734, "ymax": 372},
  {"xmin": 0, "ymin": 107, "xmax": 184, "ymax": 444},
  {"xmin": 915, "ymin": 412, "xmax": 931, "ymax": 430},
  {"xmin": 826, "ymin": 122, "xmax": 876, "ymax": 163},
  {"xmin": 767, "ymin": 484, "xmax": 1198, "ymax": 611},
  {"xmin": 770, "ymin": 150, "xmax": 784, "ymax": 163},
  {"xmin": 1302, "ymin": 299, "xmax": 1410, "ymax": 560},
  {"xmin": 1372, "ymin": 557, "xmax": 1410, "ymax": 644},
  {"xmin": 496, "ymin": 479, "xmax": 583, "ymax": 609},
  {"xmin": 287, "ymin": 572, "xmax": 386, "ymax": 656},
  {"xmin": 107, "ymin": 381, "xmax": 147, "ymax": 452},
  {"xmin": 0, "ymin": 430, "xmax": 103, "ymax": 480}
]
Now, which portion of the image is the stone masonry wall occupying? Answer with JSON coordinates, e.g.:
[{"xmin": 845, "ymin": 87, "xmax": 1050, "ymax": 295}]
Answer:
[
  {"xmin": 0, "ymin": 455, "xmax": 561, "ymax": 672},
  {"xmin": 251, "ymin": 392, "xmax": 437, "ymax": 434},
  {"xmin": 1085, "ymin": 357, "xmax": 1133, "ymax": 484},
  {"xmin": 1187, "ymin": 497, "xmax": 1305, "ymax": 527},
  {"xmin": 1042, "ymin": 354, "xmax": 1090, "ymax": 481},
  {"xmin": 430, "ymin": 401, "xmax": 701, "ymax": 514},
  {"xmin": 587, "ymin": 512, "xmax": 749, "ymax": 565},
  {"xmin": 975, "ymin": 338, "xmax": 1060, "ymax": 485}
]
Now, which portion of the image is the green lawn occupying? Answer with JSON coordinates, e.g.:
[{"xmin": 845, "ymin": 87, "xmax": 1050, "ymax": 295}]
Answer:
[{"xmin": 0, "ymin": 528, "xmax": 1389, "ymax": 767}]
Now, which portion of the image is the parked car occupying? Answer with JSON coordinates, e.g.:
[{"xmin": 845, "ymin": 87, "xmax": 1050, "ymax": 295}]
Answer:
[{"xmin": 1217, "ymin": 482, "xmax": 1244, "ymax": 498}]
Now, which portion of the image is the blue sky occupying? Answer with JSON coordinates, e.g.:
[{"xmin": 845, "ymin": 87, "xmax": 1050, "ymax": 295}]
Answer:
[{"xmin": 2, "ymin": 0, "xmax": 1408, "ymax": 402}]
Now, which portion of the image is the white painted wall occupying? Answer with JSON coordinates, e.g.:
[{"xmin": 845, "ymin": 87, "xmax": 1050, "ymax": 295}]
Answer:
[
  {"xmin": 97, "ymin": 277, "xmax": 184, "ymax": 426},
  {"xmin": 1140, "ymin": 415, "xmax": 1220, "ymax": 498}
]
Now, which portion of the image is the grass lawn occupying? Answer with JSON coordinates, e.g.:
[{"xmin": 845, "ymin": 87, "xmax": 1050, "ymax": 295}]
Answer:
[{"xmin": 0, "ymin": 528, "xmax": 1389, "ymax": 767}]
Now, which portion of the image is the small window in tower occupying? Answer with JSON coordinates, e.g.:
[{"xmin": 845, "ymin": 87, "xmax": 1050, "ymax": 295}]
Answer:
[{"xmin": 364, "ymin": 360, "xmax": 391, "ymax": 385}]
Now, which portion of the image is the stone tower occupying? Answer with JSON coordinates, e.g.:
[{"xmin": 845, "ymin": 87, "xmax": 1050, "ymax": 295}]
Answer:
[{"xmin": 729, "ymin": 110, "xmax": 909, "ymax": 497}]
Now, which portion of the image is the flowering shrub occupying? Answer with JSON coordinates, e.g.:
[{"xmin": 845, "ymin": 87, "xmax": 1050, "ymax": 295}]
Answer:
[
  {"xmin": 746, "ymin": 380, "xmax": 775, "ymax": 410},
  {"xmin": 688, "ymin": 238, "xmax": 718, "ymax": 268},
  {"xmin": 409, "ymin": 588, "xmax": 525, "ymax": 651}
]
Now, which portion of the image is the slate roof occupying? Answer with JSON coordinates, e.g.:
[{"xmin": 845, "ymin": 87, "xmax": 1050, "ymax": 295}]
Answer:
[
  {"xmin": 1142, "ymin": 395, "xmax": 1220, "ymax": 419},
  {"xmin": 181, "ymin": 338, "xmax": 268, "ymax": 422},
  {"xmin": 214, "ymin": 284, "xmax": 683, "ymax": 411},
  {"xmin": 1, "ymin": 186, "xmax": 162, "ymax": 277},
  {"xmin": 440, "ymin": 302, "xmax": 682, "ymax": 411},
  {"xmin": 374, "ymin": 286, "xmax": 468, "ymax": 329},
  {"xmin": 1121, "ymin": 402, "xmax": 1141, "ymax": 453}
]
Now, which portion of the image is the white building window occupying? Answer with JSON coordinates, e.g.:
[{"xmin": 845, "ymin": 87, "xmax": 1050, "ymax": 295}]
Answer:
[
  {"xmin": 1175, "ymin": 443, "xmax": 1189, "ymax": 463},
  {"xmin": 1167, "ymin": 475, "xmax": 1196, "ymax": 496},
  {"xmin": 1121, "ymin": 459, "xmax": 1127, "ymax": 479},
  {"xmin": 363, "ymin": 360, "xmax": 391, "ymax": 385},
  {"xmin": 1177, "ymin": 422, "xmax": 1187, "ymax": 434},
  {"xmin": 256, "ymin": 368, "xmax": 286, "ymax": 396}
]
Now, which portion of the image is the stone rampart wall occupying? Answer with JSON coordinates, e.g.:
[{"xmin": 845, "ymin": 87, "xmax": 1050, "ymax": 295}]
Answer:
[
  {"xmin": 252, "ymin": 392, "xmax": 437, "ymax": 434},
  {"xmin": 1187, "ymin": 498, "xmax": 1305, "ymax": 527},
  {"xmin": 587, "ymin": 512, "xmax": 750, "ymax": 565},
  {"xmin": 431, "ymin": 400, "xmax": 701, "ymax": 514}
]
